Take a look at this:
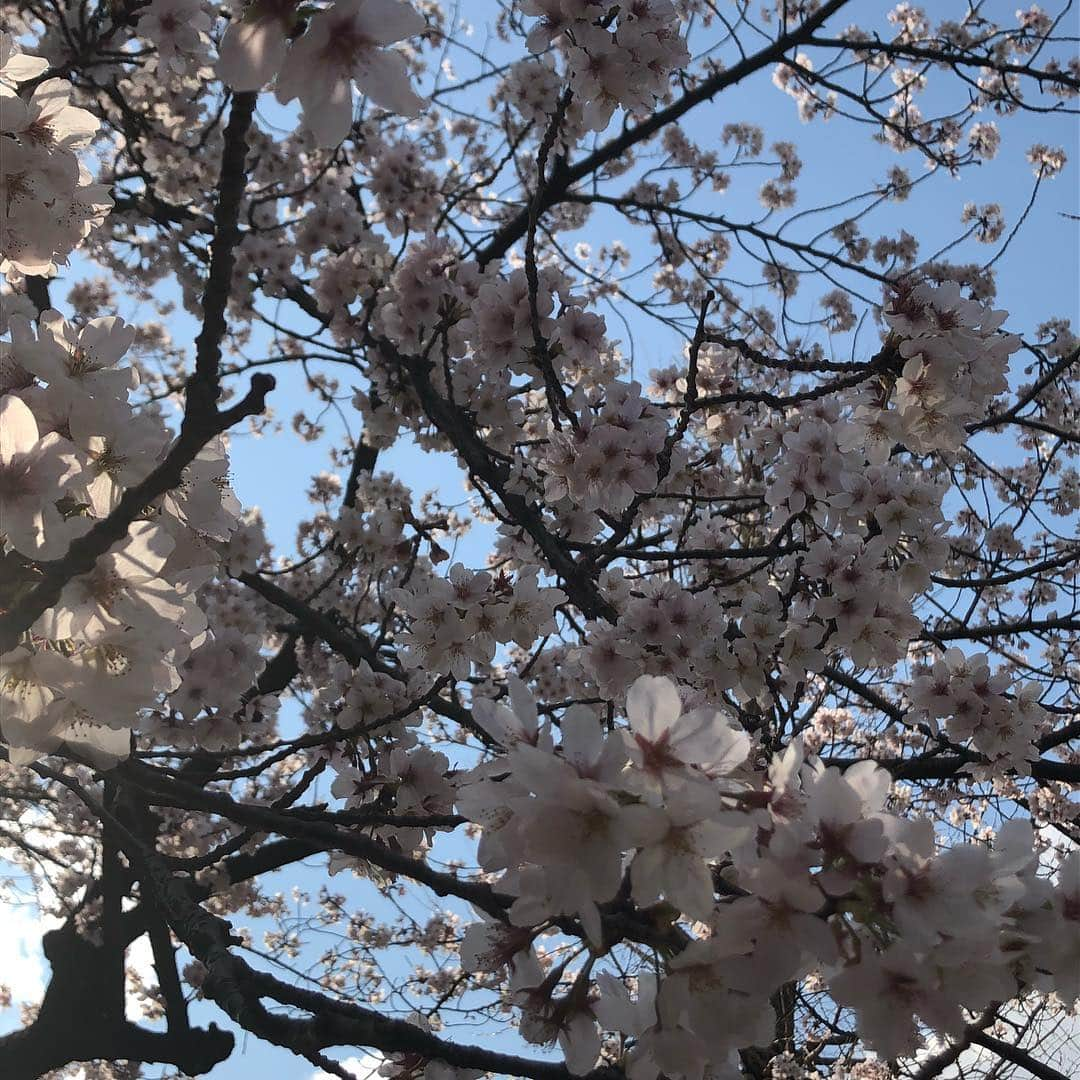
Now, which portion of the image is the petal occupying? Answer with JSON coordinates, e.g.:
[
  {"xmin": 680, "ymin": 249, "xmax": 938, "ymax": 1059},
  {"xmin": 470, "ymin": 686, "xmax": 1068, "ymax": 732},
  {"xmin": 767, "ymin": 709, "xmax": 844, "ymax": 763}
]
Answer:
[
  {"xmin": 353, "ymin": 48, "xmax": 424, "ymax": 116},
  {"xmin": 1, "ymin": 48, "xmax": 50, "ymax": 85},
  {"xmin": 578, "ymin": 899, "xmax": 604, "ymax": 950},
  {"xmin": 665, "ymin": 852, "xmax": 716, "ymax": 921},
  {"xmin": 274, "ymin": 28, "xmax": 321, "ymax": 104},
  {"xmin": 843, "ymin": 759, "xmax": 891, "ymax": 812},
  {"xmin": 304, "ymin": 78, "xmax": 354, "ymax": 146},
  {"xmin": 626, "ymin": 674, "xmax": 682, "ymax": 741},
  {"xmin": 472, "ymin": 698, "xmax": 517, "ymax": 745},
  {"xmin": 507, "ymin": 675, "xmax": 538, "ymax": 738},
  {"xmin": 630, "ymin": 846, "xmax": 663, "ymax": 907},
  {"xmin": 559, "ymin": 1012, "xmax": 601, "ymax": 1076},
  {"xmin": 620, "ymin": 802, "xmax": 669, "ymax": 848},
  {"xmin": 217, "ymin": 19, "xmax": 289, "ymax": 91},
  {"xmin": 61, "ymin": 718, "xmax": 132, "ymax": 767},
  {"xmin": 112, "ymin": 520, "xmax": 175, "ymax": 580},
  {"xmin": 0, "ymin": 393, "xmax": 39, "ymax": 460},
  {"xmin": 0, "ymin": 86, "xmax": 29, "ymax": 132},
  {"xmin": 27, "ymin": 78, "xmax": 71, "ymax": 114},
  {"xmin": 351, "ymin": 0, "xmax": 426, "ymax": 45},
  {"xmin": 677, "ymin": 718, "xmax": 750, "ymax": 776},
  {"xmin": 560, "ymin": 706, "xmax": 603, "ymax": 770}
]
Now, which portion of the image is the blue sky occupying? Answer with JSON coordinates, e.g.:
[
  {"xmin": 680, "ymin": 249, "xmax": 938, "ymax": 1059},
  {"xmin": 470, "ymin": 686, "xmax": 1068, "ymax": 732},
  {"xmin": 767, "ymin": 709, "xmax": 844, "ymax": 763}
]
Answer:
[{"xmin": 2, "ymin": 2, "xmax": 1078, "ymax": 1076}]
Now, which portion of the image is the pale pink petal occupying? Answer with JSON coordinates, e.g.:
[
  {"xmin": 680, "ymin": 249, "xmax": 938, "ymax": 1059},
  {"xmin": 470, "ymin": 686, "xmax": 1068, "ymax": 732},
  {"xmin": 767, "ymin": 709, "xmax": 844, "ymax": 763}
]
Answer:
[
  {"xmin": 304, "ymin": 76, "xmax": 354, "ymax": 146},
  {"xmin": 626, "ymin": 674, "xmax": 682, "ymax": 741},
  {"xmin": 0, "ymin": 86, "xmax": 29, "ymax": 132},
  {"xmin": 560, "ymin": 707, "xmax": 603, "ymax": 771},
  {"xmin": 217, "ymin": 19, "xmax": 289, "ymax": 91},
  {"xmin": 0, "ymin": 42, "xmax": 49, "ymax": 84},
  {"xmin": 350, "ymin": 0, "xmax": 426, "ymax": 46},
  {"xmin": 353, "ymin": 48, "xmax": 424, "ymax": 116},
  {"xmin": 0, "ymin": 393, "xmax": 39, "ymax": 460}
]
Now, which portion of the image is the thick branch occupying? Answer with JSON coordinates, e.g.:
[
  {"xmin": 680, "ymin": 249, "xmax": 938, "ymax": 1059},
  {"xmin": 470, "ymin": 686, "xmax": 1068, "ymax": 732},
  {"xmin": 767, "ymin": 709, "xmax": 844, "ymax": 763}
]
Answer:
[
  {"xmin": 188, "ymin": 90, "xmax": 258, "ymax": 420},
  {"xmin": 0, "ymin": 923, "xmax": 232, "ymax": 1079},
  {"xmin": 968, "ymin": 1031, "xmax": 1070, "ymax": 1080}
]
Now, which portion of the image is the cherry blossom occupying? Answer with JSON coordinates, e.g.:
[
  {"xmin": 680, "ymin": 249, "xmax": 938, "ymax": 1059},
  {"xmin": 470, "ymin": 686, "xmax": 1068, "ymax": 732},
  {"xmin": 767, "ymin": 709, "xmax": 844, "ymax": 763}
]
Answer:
[
  {"xmin": 0, "ymin": 392, "xmax": 80, "ymax": 557},
  {"xmin": 0, "ymin": 5, "xmax": 1077, "ymax": 1079},
  {"xmin": 0, "ymin": 32, "xmax": 111, "ymax": 275},
  {"xmin": 274, "ymin": 0, "xmax": 426, "ymax": 146},
  {"xmin": 624, "ymin": 673, "xmax": 751, "ymax": 795},
  {"xmin": 217, "ymin": 0, "xmax": 298, "ymax": 91},
  {"xmin": 138, "ymin": 0, "xmax": 213, "ymax": 77}
]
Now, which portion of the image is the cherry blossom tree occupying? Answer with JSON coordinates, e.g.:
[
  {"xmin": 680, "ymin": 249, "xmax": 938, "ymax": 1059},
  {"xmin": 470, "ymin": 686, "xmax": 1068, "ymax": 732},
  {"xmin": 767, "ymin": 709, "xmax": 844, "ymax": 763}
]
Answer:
[{"xmin": 0, "ymin": 2, "xmax": 1078, "ymax": 1079}]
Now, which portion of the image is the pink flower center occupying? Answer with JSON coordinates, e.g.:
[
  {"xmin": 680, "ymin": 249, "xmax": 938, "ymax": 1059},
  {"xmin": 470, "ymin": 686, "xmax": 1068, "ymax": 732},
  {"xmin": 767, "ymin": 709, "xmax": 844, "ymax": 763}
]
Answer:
[
  {"xmin": 634, "ymin": 729, "xmax": 681, "ymax": 777},
  {"xmin": 320, "ymin": 17, "xmax": 375, "ymax": 68},
  {"xmin": 24, "ymin": 118, "xmax": 58, "ymax": 150}
]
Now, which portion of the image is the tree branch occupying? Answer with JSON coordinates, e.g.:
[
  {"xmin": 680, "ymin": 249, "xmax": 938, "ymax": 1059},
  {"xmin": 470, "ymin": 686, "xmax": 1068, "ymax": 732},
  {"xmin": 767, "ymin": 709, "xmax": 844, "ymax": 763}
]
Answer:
[{"xmin": 475, "ymin": 0, "xmax": 850, "ymax": 267}]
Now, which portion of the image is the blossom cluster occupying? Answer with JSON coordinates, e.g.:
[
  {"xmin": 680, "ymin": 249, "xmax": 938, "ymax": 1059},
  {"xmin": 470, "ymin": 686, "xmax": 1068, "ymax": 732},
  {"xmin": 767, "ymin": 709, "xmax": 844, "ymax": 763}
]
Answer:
[
  {"xmin": 0, "ymin": 310, "xmax": 244, "ymax": 762},
  {"xmin": 300, "ymin": 651, "xmax": 460, "ymax": 859},
  {"xmin": 497, "ymin": 56, "xmax": 588, "ymax": 143},
  {"xmin": 455, "ymin": 674, "xmax": 1079, "ymax": 1077},
  {"xmin": 330, "ymin": 738, "xmax": 456, "ymax": 859},
  {"xmin": 137, "ymin": 0, "xmax": 213, "ymax": 78},
  {"xmin": 858, "ymin": 280, "xmax": 1020, "ymax": 455},
  {"xmin": 129, "ymin": 0, "xmax": 428, "ymax": 146},
  {"xmin": 522, "ymin": 0, "xmax": 690, "ymax": 131},
  {"xmin": 373, "ymin": 250, "xmax": 623, "ymax": 451},
  {"xmin": 312, "ymin": 230, "xmax": 395, "ymax": 334},
  {"xmin": 392, "ymin": 563, "xmax": 566, "ymax": 680},
  {"xmin": 0, "ymin": 33, "xmax": 112, "ymax": 276},
  {"xmin": 772, "ymin": 53, "xmax": 837, "ymax": 124},
  {"xmin": 542, "ymin": 380, "xmax": 675, "ymax": 514},
  {"xmin": 216, "ymin": 0, "xmax": 427, "ymax": 145},
  {"xmin": 0, "ymin": 5, "xmax": 1075, "ymax": 1079},
  {"xmin": 576, "ymin": 407, "xmax": 946, "ymax": 693},
  {"xmin": 364, "ymin": 267, "xmax": 1052, "ymax": 778},
  {"xmin": 908, "ymin": 648, "xmax": 1045, "ymax": 770}
]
